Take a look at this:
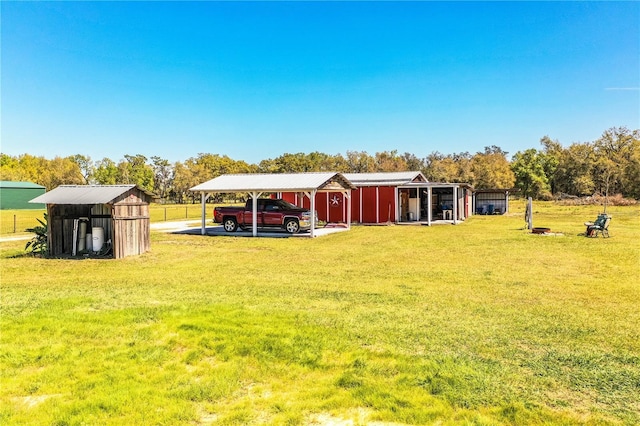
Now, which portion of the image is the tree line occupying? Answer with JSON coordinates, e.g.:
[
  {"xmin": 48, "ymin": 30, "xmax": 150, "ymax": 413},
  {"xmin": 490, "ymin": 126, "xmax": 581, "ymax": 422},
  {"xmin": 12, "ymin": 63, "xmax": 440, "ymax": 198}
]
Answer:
[{"xmin": 1, "ymin": 126, "xmax": 638, "ymax": 202}]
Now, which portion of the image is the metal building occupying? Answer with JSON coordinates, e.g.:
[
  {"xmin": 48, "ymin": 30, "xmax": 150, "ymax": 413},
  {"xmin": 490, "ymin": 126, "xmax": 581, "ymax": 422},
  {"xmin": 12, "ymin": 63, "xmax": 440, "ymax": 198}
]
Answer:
[
  {"xmin": 0, "ymin": 181, "xmax": 46, "ymax": 210},
  {"xmin": 281, "ymin": 172, "xmax": 474, "ymax": 225}
]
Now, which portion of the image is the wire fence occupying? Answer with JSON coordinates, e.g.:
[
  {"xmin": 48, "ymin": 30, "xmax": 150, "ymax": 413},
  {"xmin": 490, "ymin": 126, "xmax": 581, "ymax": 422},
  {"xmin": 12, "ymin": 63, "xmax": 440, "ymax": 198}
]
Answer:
[
  {"xmin": 1, "ymin": 210, "xmax": 46, "ymax": 235},
  {"xmin": 0, "ymin": 205, "xmax": 214, "ymax": 235},
  {"xmin": 148, "ymin": 204, "xmax": 208, "ymax": 222}
]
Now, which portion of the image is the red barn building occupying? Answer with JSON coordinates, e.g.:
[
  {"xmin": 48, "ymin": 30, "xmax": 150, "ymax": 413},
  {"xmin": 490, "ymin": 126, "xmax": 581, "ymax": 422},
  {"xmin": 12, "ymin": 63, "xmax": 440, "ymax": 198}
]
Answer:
[{"xmin": 280, "ymin": 172, "xmax": 473, "ymax": 225}]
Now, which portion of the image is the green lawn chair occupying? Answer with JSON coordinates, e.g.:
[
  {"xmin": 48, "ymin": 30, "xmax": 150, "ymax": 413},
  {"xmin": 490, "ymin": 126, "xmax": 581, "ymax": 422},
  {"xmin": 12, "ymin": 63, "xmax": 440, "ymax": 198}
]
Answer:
[{"xmin": 585, "ymin": 214, "xmax": 611, "ymax": 238}]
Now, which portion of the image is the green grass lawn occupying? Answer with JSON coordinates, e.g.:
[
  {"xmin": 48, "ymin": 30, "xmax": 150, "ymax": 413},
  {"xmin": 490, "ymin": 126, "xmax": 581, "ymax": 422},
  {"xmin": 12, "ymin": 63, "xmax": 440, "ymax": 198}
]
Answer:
[{"xmin": 1, "ymin": 202, "xmax": 639, "ymax": 425}]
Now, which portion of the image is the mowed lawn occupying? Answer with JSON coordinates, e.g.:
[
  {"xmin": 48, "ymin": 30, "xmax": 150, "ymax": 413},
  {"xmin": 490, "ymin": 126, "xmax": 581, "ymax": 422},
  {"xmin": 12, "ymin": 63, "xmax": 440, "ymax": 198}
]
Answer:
[{"xmin": 1, "ymin": 203, "xmax": 639, "ymax": 425}]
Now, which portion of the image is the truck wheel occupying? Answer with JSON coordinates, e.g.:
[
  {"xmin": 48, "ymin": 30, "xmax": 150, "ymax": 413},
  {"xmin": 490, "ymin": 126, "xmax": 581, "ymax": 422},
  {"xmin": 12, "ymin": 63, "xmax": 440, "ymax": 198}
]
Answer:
[
  {"xmin": 284, "ymin": 219, "xmax": 300, "ymax": 234},
  {"xmin": 223, "ymin": 217, "xmax": 238, "ymax": 232}
]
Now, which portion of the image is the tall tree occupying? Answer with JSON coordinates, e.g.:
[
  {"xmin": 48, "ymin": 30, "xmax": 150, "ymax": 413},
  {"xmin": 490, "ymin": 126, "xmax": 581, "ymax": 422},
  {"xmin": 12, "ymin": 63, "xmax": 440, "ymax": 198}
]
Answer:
[
  {"xmin": 374, "ymin": 150, "xmax": 408, "ymax": 172},
  {"xmin": 424, "ymin": 152, "xmax": 463, "ymax": 183},
  {"xmin": 94, "ymin": 158, "xmax": 119, "ymax": 185},
  {"xmin": 345, "ymin": 151, "xmax": 375, "ymax": 173},
  {"xmin": 172, "ymin": 161, "xmax": 198, "ymax": 204},
  {"xmin": 511, "ymin": 149, "xmax": 552, "ymax": 199},
  {"xmin": 119, "ymin": 154, "xmax": 154, "ymax": 192},
  {"xmin": 42, "ymin": 157, "xmax": 84, "ymax": 189},
  {"xmin": 470, "ymin": 147, "xmax": 515, "ymax": 189},
  {"xmin": 401, "ymin": 152, "xmax": 425, "ymax": 172},
  {"xmin": 594, "ymin": 126, "xmax": 640, "ymax": 200},
  {"xmin": 540, "ymin": 136, "xmax": 562, "ymax": 194},
  {"xmin": 151, "ymin": 156, "xmax": 174, "ymax": 201},
  {"xmin": 70, "ymin": 154, "xmax": 95, "ymax": 184},
  {"xmin": 556, "ymin": 142, "xmax": 596, "ymax": 196}
]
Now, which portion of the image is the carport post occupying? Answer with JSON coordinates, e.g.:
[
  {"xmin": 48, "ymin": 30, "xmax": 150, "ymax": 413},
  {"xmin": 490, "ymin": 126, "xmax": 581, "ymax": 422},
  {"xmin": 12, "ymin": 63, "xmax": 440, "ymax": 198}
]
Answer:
[
  {"xmin": 310, "ymin": 189, "xmax": 316, "ymax": 238},
  {"xmin": 427, "ymin": 187, "xmax": 432, "ymax": 226},
  {"xmin": 346, "ymin": 191, "xmax": 352, "ymax": 229},
  {"xmin": 251, "ymin": 191, "xmax": 261, "ymax": 237},
  {"xmin": 453, "ymin": 186, "xmax": 458, "ymax": 224},
  {"xmin": 201, "ymin": 192, "xmax": 210, "ymax": 235}
]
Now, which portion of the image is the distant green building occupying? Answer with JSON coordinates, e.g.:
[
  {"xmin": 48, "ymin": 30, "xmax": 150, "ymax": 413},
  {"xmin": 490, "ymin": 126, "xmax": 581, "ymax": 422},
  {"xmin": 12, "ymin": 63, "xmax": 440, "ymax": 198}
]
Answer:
[{"xmin": 0, "ymin": 181, "xmax": 46, "ymax": 210}]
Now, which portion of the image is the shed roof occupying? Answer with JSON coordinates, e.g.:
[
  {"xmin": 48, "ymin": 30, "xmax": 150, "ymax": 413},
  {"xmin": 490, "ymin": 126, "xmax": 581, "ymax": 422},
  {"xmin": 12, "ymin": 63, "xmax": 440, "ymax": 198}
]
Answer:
[
  {"xmin": 0, "ymin": 181, "xmax": 46, "ymax": 189},
  {"xmin": 474, "ymin": 188, "xmax": 517, "ymax": 193},
  {"xmin": 190, "ymin": 172, "xmax": 356, "ymax": 193},
  {"xmin": 343, "ymin": 171, "xmax": 427, "ymax": 187},
  {"xmin": 29, "ymin": 185, "xmax": 154, "ymax": 205}
]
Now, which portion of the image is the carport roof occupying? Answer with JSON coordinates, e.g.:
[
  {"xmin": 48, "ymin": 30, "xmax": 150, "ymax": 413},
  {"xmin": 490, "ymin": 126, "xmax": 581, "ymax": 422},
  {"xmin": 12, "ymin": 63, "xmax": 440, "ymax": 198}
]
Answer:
[
  {"xmin": 29, "ymin": 185, "xmax": 154, "ymax": 205},
  {"xmin": 190, "ymin": 172, "xmax": 355, "ymax": 193}
]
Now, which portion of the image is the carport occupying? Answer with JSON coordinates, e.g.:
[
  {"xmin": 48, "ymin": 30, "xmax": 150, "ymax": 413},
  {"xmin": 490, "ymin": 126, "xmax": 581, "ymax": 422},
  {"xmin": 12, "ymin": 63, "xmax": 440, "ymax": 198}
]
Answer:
[{"xmin": 190, "ymin": 172, "xmax": 355, "ymax": 237}]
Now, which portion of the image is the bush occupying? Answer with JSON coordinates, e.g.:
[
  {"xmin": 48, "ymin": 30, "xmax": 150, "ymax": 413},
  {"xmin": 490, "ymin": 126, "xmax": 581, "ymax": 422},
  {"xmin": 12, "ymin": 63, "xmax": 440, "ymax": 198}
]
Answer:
[
  {"xmin": 25, "ymin": 214, "xmax": 48, "ymax": 257},
  {"xmin": 555, "ymin": 193, "xmax": 638, "ymax": 206}
]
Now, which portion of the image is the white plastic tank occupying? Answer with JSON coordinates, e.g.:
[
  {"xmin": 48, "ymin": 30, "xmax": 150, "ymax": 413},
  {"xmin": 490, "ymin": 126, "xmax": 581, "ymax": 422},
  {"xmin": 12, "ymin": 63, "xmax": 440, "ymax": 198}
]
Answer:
[
  {"xmin": 92, "ymin": 227, "xmax": 104, "ymax": 252},
  {"xmin": 86, "ymin": 234, "xmax": 92, "ymax": 251},
  {"xmin": 78, "ymin": 221, "xmax": 87, "ymax": 251}
]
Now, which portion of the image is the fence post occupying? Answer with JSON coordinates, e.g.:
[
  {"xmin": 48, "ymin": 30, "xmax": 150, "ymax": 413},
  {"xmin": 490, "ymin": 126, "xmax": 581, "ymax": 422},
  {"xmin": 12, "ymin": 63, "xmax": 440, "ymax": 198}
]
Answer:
[
  {"xmin": 164, "ymin": 208, "xmax": 167, "ymax": 222},
  {"xmin": 14, "ymin": 215, "xmax": 17, "ymax": 233},
  {"xmin": 186, "ymin": 206, "xmax": 188, "ymax": 219}
]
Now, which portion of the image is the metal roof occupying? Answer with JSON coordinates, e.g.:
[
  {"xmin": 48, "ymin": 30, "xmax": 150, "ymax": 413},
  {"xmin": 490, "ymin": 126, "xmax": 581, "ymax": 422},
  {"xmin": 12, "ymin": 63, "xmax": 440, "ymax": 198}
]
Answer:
[
  {"xmin": 0, "ymin": 181, "xmax": 46, "ymax": 189},
  {"xmin": 400, "ymin": 181, "xmax": 473, "ymax": 190},
  {"xmin": 343, "ymin": 171, "xmax": 427, "ymax": 187},
  {"xmin": 190, "ymin": 172, "xmax": 356, "ymax": 193},
  {"xmin": 474, "ymin": 188, "xmax": 516, "ymax": 193},
  {"xmin": 29, "ymin": 185, "xmax": 154, "ymax": 205}
]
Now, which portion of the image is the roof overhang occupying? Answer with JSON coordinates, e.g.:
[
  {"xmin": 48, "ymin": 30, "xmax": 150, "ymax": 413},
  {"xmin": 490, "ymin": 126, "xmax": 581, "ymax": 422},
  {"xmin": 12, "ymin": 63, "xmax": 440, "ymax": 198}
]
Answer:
[
  {"xmin": 343, "ymin": 171, "xmax": 427, "ymax": 187},
  {"xmin": 397, "ymin": 182, "xmax": 474, "ymax": 191},
  {"xmin": 474, "ymin": 188, "xmax": 518, "ymax": 194},
  {"xmin": 29, "ymin": 185, "xmax": 155, "ymax": 205},
  {"xmin": 190, "ymin": 172, "xmax": 355, "ymax": 194}
]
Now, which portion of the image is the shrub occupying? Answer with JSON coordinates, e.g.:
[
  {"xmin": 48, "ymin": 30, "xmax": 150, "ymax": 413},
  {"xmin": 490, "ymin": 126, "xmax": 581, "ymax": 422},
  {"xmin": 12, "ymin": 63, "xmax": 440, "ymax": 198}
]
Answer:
[
  {"xmin": 24, "ymin": 214, "xmax": 48, "ymax": 257},
  {"xmin": 555, "ymin": 193, "xmax": 638, "ymax": 206}
]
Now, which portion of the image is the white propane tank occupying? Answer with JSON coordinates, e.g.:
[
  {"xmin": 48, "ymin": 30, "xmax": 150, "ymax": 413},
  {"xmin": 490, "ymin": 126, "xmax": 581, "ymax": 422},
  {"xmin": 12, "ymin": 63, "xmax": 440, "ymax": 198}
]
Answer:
[
  {"xmin": 78, "ymin": 221, "xmax": 87, "ymax": 251},
  {"xmin": 92, "ymin": 227, "xmax": 104, "ymax": 252}
]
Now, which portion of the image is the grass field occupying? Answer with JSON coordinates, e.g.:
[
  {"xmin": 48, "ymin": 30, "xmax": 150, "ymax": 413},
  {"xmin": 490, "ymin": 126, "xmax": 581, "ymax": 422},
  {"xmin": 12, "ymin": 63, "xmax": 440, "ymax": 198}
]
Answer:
[{"xmin": 1, "ymin": 202, "xmax": 639, "ymax": 425}]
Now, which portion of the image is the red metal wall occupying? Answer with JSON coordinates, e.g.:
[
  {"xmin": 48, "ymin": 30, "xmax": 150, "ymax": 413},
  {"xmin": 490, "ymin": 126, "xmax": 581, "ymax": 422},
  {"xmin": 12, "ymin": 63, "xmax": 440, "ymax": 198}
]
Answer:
[
  {"xmin": 279, "ymin": 186, "xmax": 397, "ymax": 224},
  {"xmin": 352, "ymin": 186, "xmax": 396, "ymax": 223}
]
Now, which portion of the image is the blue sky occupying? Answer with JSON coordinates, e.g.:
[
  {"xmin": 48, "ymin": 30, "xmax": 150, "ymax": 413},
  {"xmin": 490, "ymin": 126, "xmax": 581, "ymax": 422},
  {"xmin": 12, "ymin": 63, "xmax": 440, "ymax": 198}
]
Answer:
[{"xmin": 2, "ymin": 1, "xmax": 638, "ymax": 164}]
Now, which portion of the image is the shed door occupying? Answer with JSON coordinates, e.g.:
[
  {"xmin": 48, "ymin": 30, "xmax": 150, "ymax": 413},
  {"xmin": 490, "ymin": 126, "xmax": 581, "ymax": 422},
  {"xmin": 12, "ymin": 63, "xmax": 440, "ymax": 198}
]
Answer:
[{"xmin": 114, "ymin": 219, "xmax": 145, "ymax": 258}]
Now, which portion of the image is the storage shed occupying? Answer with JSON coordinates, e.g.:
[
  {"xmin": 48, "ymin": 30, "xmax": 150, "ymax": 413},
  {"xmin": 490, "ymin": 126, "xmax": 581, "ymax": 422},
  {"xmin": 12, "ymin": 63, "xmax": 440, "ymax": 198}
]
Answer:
[
  {"xmin": 473, "ymin": 189, "xmax": 512, "ymax": 214},
  {"xmin": 0, "ymin": 181, "xmax": 46, "ymax": 210},
  {"xmin": 29, "ymin": 185, "xmax": 154, "ymax": 259}
]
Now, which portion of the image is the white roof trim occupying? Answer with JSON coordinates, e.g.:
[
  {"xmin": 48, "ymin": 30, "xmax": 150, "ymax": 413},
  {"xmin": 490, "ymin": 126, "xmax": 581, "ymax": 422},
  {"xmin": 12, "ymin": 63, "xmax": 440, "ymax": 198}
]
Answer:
[
  {"xmin": 343, "ymin": 171, "xmax": 427, "ymax": 187},
  {"xmin": 29, "ymin": 185, "xmax": 154, "ymax": 205},
  {"xmin": 190, "ymin": 172, "xmax": 355, "ymax": 193}
]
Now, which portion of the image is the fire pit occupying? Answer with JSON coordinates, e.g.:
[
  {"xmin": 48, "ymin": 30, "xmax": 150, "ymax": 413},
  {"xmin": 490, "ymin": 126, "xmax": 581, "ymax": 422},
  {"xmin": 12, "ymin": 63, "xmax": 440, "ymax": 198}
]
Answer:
[{"xmin": 531, "ymin": 227, "xmax": 551, "ymax": 234}]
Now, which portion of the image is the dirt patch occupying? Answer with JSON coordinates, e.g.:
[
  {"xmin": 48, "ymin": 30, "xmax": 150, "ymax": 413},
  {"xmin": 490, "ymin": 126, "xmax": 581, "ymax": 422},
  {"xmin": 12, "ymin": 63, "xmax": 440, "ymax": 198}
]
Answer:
[
  {"xmin": 307, "ymin": 409, "xmax": 408, "ymax": 425},
  {"xmin": 11, "ymin": 394, "xmax": 61, "ymax": 409}
]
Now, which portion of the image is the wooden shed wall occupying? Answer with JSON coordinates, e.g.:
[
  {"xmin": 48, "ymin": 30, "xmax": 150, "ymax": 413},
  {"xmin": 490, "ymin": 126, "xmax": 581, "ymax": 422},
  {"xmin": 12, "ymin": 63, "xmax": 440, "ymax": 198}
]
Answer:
[{"xmin": 112, "ymin": 202, "xmax": 150, "ymax": 258}]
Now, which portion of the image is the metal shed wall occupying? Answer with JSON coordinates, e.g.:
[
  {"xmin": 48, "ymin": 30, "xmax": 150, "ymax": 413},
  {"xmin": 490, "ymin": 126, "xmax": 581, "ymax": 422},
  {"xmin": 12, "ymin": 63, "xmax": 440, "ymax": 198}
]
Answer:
[
  {"xmin": 283, "ymin": 185, "xmax": 398, "ymax": 224},
  {"xmin": 474, "ymin": 190, "xmax": 509, "ymax": 214},
  {"xmin": 0, "ymin": 181, "xmax": 46, "ymax": 210}
]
